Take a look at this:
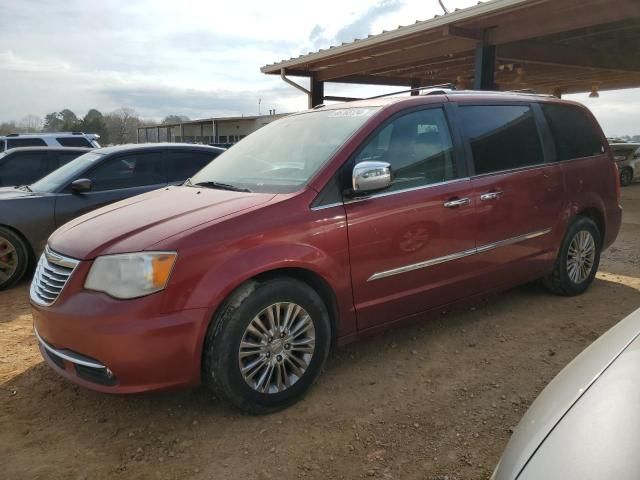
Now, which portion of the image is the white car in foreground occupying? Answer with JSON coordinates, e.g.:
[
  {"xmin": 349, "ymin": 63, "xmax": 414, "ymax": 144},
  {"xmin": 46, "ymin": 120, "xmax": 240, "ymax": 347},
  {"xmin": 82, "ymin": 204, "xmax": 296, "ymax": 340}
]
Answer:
[{"xmin": 493, "ymin": 307, "xmax": 640, "ymax": 479}]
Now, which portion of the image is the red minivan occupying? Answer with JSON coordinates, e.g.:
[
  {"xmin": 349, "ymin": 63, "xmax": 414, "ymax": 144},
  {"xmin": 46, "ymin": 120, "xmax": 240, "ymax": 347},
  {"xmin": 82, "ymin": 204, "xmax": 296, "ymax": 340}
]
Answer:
[{"xmin": 31, "ymin": 92, "xmax": 622, "ymax": 413}]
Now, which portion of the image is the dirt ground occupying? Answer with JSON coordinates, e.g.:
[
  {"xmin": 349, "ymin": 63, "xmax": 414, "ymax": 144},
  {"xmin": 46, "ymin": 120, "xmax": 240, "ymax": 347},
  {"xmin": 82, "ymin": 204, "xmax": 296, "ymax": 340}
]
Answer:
[{"xmin": 1, "ymin": 185, "xmax": 639, "ymax": 480}]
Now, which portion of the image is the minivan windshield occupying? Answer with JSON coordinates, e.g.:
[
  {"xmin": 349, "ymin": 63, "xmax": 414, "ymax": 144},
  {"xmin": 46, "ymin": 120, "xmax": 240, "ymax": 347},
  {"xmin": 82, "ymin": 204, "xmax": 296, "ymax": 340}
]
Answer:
[
  {"xmin": 189, "ymin": 107, "xmax": 380, "ymax": 193},
  {"xmin": 31, "ymin": 151, "xmax": 104, "ymax": 192}
]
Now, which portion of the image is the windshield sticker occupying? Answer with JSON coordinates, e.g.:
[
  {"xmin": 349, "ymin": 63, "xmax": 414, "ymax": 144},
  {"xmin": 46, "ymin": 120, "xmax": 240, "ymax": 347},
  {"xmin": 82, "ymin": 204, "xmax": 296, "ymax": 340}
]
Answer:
[{"xmin": 328, "ymin": 108, "xmax": 373, "ymax": 118}]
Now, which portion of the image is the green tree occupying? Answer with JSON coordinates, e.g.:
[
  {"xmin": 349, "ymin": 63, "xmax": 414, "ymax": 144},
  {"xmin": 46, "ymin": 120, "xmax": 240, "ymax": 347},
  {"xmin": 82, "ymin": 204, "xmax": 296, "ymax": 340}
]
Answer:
[
  {"xmin": 59, "ymin": 109, "xmax": 80, "ymax": 130},
  {"xmin": 162, "ymin": 115, "xmax": 190, "ymax": 125},
  {"xmin": 81, "ymin": 109, "xmax": 108, "ymax": 143},
  {"xmin": 43, "ymin": 112, "xmax": 64, "ymax": 132}
]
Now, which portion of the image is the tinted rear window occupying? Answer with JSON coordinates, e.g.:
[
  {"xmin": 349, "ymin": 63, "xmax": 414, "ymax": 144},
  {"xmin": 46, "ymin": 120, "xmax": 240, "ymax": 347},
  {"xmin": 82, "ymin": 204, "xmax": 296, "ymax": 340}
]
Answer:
[
  {"xmin": 53, "ymin": 150, "xmax": 87, "ymax": 166},
  {"xmin": 541, "ymin": 104, "xmax": 604, "ymax": 161},
  {"xmin": 57, "ymin": 137, "xmax": 92, "ymax": 147},
  {"xmin": 459, "ymin": 105, "xmax": 544, "ymax": 175},
  {"xmin": 0, "ymin": 151, "xmax": 48, "ymax": 186},
  {"xmin": 7, "ymin": 138, "xmax": 47, "ymax": 149},
  {"xmin": 167, "ymin": 150, "xmax": 219, "ymax": 182}
]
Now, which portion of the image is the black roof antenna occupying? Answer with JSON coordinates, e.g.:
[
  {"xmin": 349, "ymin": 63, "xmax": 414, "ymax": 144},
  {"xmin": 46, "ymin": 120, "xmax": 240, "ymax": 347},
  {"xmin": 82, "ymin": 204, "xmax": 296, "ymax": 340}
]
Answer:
[{"xmin": 438, "ymin": 0, "xmax": 451, "ymax": 14}]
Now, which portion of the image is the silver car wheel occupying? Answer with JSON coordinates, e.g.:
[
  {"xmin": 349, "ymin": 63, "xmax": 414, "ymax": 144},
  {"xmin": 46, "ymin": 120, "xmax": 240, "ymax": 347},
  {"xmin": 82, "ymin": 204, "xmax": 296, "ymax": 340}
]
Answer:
[
  {"xmin": 566, "ymin": 230, "xmax": 596, "ymax": 284},
  {"xmin": 0, "ymin": 235, "xmax": 18, "ymax": 285},
  {"xmin": 238, "ymin": 302, "xmax": 316, "ymax": 394}
]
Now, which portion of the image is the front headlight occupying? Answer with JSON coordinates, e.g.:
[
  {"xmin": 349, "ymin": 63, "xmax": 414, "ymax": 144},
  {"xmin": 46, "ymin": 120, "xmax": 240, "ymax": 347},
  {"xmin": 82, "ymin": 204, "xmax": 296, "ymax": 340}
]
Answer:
[{"xmin": 85, "ymin": 252, "xmax": 177, "ymax": 299}]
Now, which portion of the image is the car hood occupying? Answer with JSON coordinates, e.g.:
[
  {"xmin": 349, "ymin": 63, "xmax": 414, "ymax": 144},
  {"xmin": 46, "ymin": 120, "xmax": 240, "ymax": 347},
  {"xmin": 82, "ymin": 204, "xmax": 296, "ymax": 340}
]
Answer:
[
  {"xmin": 49, "ymin": 186, "xmax": 276, "ymax": 260},
  {"xmin": 493, "ymin": 308, "xmax": 640, "ymax": 480}
]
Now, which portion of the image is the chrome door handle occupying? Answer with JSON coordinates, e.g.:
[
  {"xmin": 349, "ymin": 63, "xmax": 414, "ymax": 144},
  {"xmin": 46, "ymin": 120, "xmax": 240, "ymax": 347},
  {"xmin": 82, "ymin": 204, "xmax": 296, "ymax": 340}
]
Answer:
[
  {"xmin": 443, "ymin": 198, "xmax": 471, "ymax": 208},
  {"xmin": 480, "ymin": 191, "xmax": 504, "ymax": 201}
]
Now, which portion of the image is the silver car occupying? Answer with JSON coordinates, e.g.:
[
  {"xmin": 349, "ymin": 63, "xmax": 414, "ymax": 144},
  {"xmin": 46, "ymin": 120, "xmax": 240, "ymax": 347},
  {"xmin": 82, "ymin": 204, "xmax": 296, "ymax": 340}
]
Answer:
[
  {"xmin": 492, "ymin": 308, "xmax": 640, "ymax": 479},
  {"xmin": 610, "ymin": 142, "xmax": 640, "ymax": 186}
]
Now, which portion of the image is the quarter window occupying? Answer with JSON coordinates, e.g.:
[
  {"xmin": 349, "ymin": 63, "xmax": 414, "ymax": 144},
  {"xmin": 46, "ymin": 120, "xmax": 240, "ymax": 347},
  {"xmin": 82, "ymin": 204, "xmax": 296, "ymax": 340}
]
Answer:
[
  {"xmin": 459, "ymin": 105, "xmax": 543, "ymax": 175},
  {"xmin": 87, "ymin": 152, "xmax": 165, "ymax": 191},
  {"xmin": 354, "ymin": 108, "xmax": 457, "ymax": 192},
  {"xmin": 541, "ymin": 104, "xmax": 603, "ymax": 161},
  {"xmin": 6, "ymin": 138, "xmax": 47, "ymax": 149},
  {"xmin": 57, "ymin": 137, "xmax": 92, "ymax": 147}
]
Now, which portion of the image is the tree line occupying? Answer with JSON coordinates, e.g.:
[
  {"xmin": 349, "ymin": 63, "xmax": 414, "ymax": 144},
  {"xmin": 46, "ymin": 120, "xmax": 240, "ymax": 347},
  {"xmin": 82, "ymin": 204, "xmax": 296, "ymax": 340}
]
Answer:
[{"xmin": 0, "ymin": 110, "xmax": 190, "ymax": 145}]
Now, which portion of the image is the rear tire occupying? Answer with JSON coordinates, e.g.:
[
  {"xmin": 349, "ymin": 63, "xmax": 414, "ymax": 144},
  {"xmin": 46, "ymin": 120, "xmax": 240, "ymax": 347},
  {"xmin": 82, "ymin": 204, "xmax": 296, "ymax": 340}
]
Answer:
[
  {"xmin": 620, "ymin": 167, "xmax": 633, "ymax": 187},
  {"xmin": 543, "ymin": 217, "xmax": 601, "ymax": 296},
  {"xmin": 202, "ymin": 277, "xmax": 331, "ymax": 414},
  {"xmin": 0, "ymin": 227, "xmax": 29, "ymax": 291}
]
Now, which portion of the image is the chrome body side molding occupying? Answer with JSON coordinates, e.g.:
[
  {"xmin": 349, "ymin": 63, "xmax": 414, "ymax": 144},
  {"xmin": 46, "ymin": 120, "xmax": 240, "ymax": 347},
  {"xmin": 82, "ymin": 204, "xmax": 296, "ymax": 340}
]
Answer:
[{"xmin": 367, "ymin": 228, "xmax": 552, "ymax": 282}]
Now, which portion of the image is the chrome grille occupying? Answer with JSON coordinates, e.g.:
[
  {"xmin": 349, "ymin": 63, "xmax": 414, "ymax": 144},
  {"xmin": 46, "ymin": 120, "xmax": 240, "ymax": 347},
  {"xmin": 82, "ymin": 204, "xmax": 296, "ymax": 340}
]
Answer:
[{"xmin": 30, "ymin": 247, "xmax": 79, "ymax": 306}]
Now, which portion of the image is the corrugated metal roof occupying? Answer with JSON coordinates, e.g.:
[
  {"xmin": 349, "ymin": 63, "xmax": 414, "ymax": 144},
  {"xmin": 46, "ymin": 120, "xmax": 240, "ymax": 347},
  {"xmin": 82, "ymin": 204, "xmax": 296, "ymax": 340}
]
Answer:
[{"xmin": 261, "ymin": 0, "xmax": 533, "ymax": 73}]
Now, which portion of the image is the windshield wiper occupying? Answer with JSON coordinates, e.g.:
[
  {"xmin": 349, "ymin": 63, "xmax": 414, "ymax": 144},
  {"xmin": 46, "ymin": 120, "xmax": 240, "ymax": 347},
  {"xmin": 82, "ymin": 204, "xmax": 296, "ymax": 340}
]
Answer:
[
  {"xmin": 191, "ymin": 181, "xmax": 252, "ymax": 193},
  {"xmin": 15, "ymin": 185, "xmax": 32, "ymax": 192}
]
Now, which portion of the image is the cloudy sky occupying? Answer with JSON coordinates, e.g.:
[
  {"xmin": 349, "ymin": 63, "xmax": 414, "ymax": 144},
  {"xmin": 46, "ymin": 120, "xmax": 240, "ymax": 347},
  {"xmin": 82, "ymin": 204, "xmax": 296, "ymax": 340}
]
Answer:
[{"xmin": 1, "ymin": 0, "xmax": 638, "ymax": 135}]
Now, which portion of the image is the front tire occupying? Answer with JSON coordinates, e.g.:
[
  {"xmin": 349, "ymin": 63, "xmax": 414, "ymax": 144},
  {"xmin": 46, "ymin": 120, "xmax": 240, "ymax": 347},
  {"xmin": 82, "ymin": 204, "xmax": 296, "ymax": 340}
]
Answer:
[
  {"xmin": 620, "ymin": 167, "xmax": 633, "ymax": 187},
  {"xmin": 543, "ymin": 217, "xmax": 601, "ymax": 296},
  {"xmin": 0, "ymin": 227, "xmax": 29, "ymax": 291},
  {"xmin": 203, "ymin": 277, "xmax": 331, "ymax": 414}
]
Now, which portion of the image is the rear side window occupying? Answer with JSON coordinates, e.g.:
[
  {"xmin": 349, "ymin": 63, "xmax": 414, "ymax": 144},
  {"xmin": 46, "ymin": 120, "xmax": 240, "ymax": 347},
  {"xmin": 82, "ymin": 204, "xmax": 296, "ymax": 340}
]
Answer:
[
  {"xmin": 541, "ymin": 104, "xmax": 604, "ymax": 161},
  {"xmin": 7, "ymin": 138, "xmax": 47, "ymax": 149},
  {"xmin": 353, "ymin": 107, "xmax": 457, "ymax": 192},
  {"xmin": 87, "ymin": 152, "xmax": 165, "ymax": 191},
  {"xmin": 459, "ymin": 105, "xmax": 544, "ymax": 175},
  {"xmin": 167, "ymin": 150, "xmax": 219, "ymax": 182},
  {"xmin": 0, "ymin": 151, "xmax": 48, "ymax": 186},
  {"xmin": 57, "ymin": 137, "xmax": 92, "ymax": 147},
  {"xmin": 0, "ymin": 140, "xmax": 5, "ymax": 151}
]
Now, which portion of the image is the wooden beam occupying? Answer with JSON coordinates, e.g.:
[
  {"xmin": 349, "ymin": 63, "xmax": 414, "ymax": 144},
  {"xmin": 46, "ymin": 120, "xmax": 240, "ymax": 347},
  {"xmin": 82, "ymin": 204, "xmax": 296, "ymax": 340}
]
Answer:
[
  {"xmin": 329, "ymin": 75, "xmax": 413, "ymax": 86},
  {"xmin": 484, "ymin": 0, "xmax": 639, "ymax": 45},
  {"xmin": 310, "ymin": 73, "xmax": 324, "ymax": 108},
  {"xmin": 498, "ymin": 40, "xmax": 640, "ymax": 73},
  {"xmin": 474, "ymin": 44, "xmax": 496, "ymax": 90},
  {"xmin": 373, "ymin": 55, "xmax": 474, "ymax": 76},
  {"xmin": 442, "ymin": 25, "xmax": 483, "ymax": 41},
  {"xmin": 314, "ymin": 37, "xmax": 476, "ymax": 82}
]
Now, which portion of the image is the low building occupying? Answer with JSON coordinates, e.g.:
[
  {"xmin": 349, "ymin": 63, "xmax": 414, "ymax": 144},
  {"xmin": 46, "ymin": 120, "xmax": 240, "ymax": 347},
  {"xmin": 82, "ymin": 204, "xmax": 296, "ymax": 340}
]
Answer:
[{"xmin": 137, "ymin": 112, "xmax": 289, "ymax": 145}]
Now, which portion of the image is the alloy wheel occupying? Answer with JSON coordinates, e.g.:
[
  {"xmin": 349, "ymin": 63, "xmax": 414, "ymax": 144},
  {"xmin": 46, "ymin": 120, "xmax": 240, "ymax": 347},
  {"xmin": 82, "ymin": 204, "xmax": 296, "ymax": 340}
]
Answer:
[
  {"xmin": 566, "ymin": 230, "xmax": 596, "ymax": 284},
  {"xmin": 0, "ymin": 235, "xmax": 18, "ymax": 285},
  {"xmin": 238, "ymin": 302, "xmax": 316, "ymax": 394}
]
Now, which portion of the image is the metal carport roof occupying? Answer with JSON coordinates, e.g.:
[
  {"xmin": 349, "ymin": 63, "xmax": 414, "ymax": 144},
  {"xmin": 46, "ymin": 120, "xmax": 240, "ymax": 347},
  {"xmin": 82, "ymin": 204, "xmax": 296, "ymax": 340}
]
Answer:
[{"xmin": 262, "ymin": 0, "xmax": 640, "ymax": 106}]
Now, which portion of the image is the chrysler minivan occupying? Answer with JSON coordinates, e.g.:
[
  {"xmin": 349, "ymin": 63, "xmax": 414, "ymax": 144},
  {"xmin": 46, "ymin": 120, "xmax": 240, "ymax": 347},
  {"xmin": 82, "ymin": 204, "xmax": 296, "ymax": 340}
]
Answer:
[{"xmin": 31, "ymin": 92, "xmax": 621, "ymax": 413}]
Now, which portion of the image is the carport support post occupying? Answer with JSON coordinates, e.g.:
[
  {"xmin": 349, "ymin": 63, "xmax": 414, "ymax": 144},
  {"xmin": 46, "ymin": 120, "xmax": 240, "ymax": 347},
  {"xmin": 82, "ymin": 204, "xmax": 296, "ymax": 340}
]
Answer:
[
  {"xmin": 310, "ymin": 73, "xmax": 324, "ymax": 108},
  {"xmin": 474, "ymin": 43, "xmax": 496, "ymax": 90},
  {"xmin": 410, "ymin": 78, "xmax": 421, "ymax": 96}
]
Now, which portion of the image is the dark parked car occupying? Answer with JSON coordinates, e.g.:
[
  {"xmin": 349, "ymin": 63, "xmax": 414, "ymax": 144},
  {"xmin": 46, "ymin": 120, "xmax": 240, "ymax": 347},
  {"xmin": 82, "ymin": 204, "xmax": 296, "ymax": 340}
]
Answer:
[
  {"xmin": 0, "ymin": 147, "xmax": 90, "ymax": 187},
  {"xmin": 31, "ymin": 92, "xmax": 620, "ymax": 413},
  {"xmin": 0, "ymin": 143, "xmax": 223, "ymax": 289}
]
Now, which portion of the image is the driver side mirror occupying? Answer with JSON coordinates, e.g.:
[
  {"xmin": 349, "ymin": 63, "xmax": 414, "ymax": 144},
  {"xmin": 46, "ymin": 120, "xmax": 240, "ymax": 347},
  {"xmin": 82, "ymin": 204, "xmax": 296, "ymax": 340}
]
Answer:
[
  {"xmin": 71, "ymin": 178, "xmax": 92, "ymax": 193},
  {"xmin": 351, "ymin": 161, "xmax": 392, "ymax": 195}
]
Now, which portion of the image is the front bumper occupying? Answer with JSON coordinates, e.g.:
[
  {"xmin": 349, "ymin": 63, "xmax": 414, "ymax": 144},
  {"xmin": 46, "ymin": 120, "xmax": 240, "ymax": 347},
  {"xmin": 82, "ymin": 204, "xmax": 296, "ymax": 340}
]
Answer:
[{"xmin": 31, "ymin": 284, "xmax": 213, "ymax": 394}]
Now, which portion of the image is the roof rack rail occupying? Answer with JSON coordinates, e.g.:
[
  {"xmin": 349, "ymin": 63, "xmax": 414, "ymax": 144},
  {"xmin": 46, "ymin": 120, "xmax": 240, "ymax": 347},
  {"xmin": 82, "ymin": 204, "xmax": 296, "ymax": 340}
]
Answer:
[
  {"xmin": 365, "ymin": 83, "xmax": 456, "ymax": 100},
  {"xmin": 6, "ymin": 133, "xmax": 19, "ymax": 137},
  {"xmin": 509, "ymin": 88, "xmax": 536, "ymax": 94}
]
